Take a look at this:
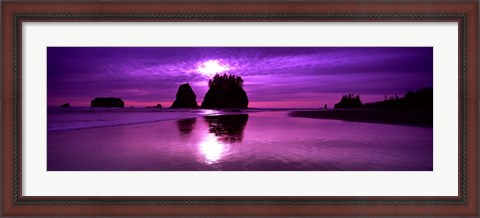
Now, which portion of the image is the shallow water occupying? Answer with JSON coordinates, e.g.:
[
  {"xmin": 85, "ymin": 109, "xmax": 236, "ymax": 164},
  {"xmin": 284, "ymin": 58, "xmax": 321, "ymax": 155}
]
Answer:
[{"xmin": 47, "ymin": 111, "xmax": 433, "ymax": 171}]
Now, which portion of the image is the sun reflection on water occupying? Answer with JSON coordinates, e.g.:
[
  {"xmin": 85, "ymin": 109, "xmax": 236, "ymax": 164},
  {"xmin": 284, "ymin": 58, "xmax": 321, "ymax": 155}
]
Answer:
[
  {"xmin": 197, "ymin": 114, "xmax": 249, "ymax": 164},
  {"xmin": 199, "ymin": 133, "xmax": 229, "ymax": 164},
  {"xmin": 199, "ymin": 109, "xmax": 221, "ymax": 116}
]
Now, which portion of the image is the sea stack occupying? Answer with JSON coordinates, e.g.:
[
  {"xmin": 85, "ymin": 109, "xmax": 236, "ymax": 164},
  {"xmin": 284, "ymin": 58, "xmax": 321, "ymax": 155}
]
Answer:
[
  {"xmin": 147, "ymin": 103, "xmax": 163, "ymax": 108},
  {"xmin": 170, "ymin": 83, "xmax": 199, "ymax": 108},
  {"xmin": 201, "ymin": 74, "xmax": 248, "ymax": 109},
  {"xmin": 60, "ymin": 103, "xmax": 70, "ymax": 108},
  {"xmin": 91, "ymin": 97, "xmax": 124, "ymax": 108}
]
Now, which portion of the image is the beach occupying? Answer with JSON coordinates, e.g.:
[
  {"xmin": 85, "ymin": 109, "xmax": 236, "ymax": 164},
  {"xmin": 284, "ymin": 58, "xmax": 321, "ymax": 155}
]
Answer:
[{"xmin": 47, "ymin": 108, "xmax": 433, "ymax": 171}]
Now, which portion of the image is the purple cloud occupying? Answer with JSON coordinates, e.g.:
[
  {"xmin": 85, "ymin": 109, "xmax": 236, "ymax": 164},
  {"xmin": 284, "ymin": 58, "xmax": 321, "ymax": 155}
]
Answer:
[{"xmin": 48, "ymin": 47, "xmax": 432, "ymax": 108}]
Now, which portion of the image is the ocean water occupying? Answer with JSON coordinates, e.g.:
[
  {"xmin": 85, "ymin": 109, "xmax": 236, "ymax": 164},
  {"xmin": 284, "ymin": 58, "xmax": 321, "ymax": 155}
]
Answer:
[
  {"xmin": 48, "ymin": 107, "xmax": 282, "ymax": 131},
  {"xmin": 47, "ymin": 108, "xmax": 433, "ymax": 171}
]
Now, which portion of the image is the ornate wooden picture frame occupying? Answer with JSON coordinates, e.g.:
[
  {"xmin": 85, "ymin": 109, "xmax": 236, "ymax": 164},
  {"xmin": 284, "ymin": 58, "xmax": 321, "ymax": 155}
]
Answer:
[{"xmin": 2, "ymin": 0, "xmax": 478, "ymax": 216}]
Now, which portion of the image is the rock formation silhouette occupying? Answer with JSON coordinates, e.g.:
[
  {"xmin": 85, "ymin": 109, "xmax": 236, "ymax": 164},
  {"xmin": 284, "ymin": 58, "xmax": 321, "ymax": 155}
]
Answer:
[
  {"xmin": 170, "ymin": 83, "xmax": 199, "ymax": 108},
  {"xmin": 201, "ymin": 73, "xmax": 248, "ymax": 109},
  {"xmin": 146, "ymin": 103, "xmax": 163, "ymax": 108},
  {"xmin": 60, "ymin": 103, "xmax": 70, "ymax": 108},
  {"xmin": 334, "ymin": 93, "xmax": 363, "ymax": 109},
  {"xmin": 91, "ymin": 97, "xmax": 124, "ymax": 108}
]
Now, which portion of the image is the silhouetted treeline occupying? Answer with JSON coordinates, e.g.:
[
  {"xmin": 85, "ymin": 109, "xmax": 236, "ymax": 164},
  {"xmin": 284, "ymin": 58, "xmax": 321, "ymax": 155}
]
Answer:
[
  {"xmin": 334, "ymin": 93, "xmax": 363, "ymax": 109},
  {"xmin": 293, "ymin": 87, "xmax": 433, "ymax": 127},
  {"xmin": 208, "ymin": 73, "xmax": 244, "ymax": 88},
  {"xmin": 364, "ymin": 87, "xmax": 433, "ymax": 110}
]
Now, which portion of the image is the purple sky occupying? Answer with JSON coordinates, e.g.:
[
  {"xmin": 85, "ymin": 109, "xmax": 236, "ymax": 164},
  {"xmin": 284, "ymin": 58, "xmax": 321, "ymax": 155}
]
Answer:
[{"xmin": 47, "ymin": 47, "xmax": 432, "ymax": 108}]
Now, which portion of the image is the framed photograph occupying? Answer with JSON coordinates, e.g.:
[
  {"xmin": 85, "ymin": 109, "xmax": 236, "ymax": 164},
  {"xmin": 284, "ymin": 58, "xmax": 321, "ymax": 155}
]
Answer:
[{"xmin": 2, "ymin": 0, "xmax": 478, "ymax": 216}]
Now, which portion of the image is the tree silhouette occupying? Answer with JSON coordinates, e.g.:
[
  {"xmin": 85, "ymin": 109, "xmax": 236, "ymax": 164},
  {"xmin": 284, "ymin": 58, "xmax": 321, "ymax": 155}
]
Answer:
[
  {"xmin": 364, "ymin": 87, "xmax": 433, "ymax": 109},
  {"xmin": 208, "ymin": 73, "xmax": 244, "ymax": 88},
  {"xmin": 202, "ymin": 73, "xmax": 248, "ymax": 109},
  {"xmin": 334, "ymin": 93, "xmax": 363, "ymax": 109}
]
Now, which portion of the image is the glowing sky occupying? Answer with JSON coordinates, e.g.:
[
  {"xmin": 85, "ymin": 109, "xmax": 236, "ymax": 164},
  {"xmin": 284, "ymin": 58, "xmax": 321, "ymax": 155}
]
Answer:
[{"xmin": 47, "ymin": 47, "xmax": 433, "ymax": 108}]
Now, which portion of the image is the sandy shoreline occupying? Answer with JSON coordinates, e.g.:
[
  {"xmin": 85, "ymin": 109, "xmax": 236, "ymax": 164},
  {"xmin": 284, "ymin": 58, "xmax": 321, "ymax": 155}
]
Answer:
[
  {"xmin": 47, "ymin": 111, "xmax": 433, "ymax": 171},
  {"xmin": 289, "ymin": 109, "xmax": 433, "ymax": 127}
]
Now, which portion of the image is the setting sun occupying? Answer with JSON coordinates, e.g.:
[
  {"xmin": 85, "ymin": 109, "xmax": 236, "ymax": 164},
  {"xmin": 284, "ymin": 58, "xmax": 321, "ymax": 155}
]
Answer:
[{"xmin": 197, "ymin": 60, "xmax": 230, "ymax": 76}]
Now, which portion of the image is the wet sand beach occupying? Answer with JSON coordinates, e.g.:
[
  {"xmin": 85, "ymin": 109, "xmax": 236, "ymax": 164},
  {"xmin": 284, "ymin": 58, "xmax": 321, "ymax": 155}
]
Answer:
[{"xmin": 48, "ymin": 111, "xmax": 433, "ymax": 171}]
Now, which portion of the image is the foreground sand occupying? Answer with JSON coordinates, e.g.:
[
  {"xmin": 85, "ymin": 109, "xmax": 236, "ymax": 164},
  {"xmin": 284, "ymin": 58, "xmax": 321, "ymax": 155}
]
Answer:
[{"xmin": 48, "ymin": 111, "xmax": 433, "ymax": 171}]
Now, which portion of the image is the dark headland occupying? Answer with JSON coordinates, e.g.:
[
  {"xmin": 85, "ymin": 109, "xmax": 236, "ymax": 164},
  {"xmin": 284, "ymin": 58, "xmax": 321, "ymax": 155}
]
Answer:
[{"xmin": 290, "ymin": 87, "xmax": 433, "ymax": 127}]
